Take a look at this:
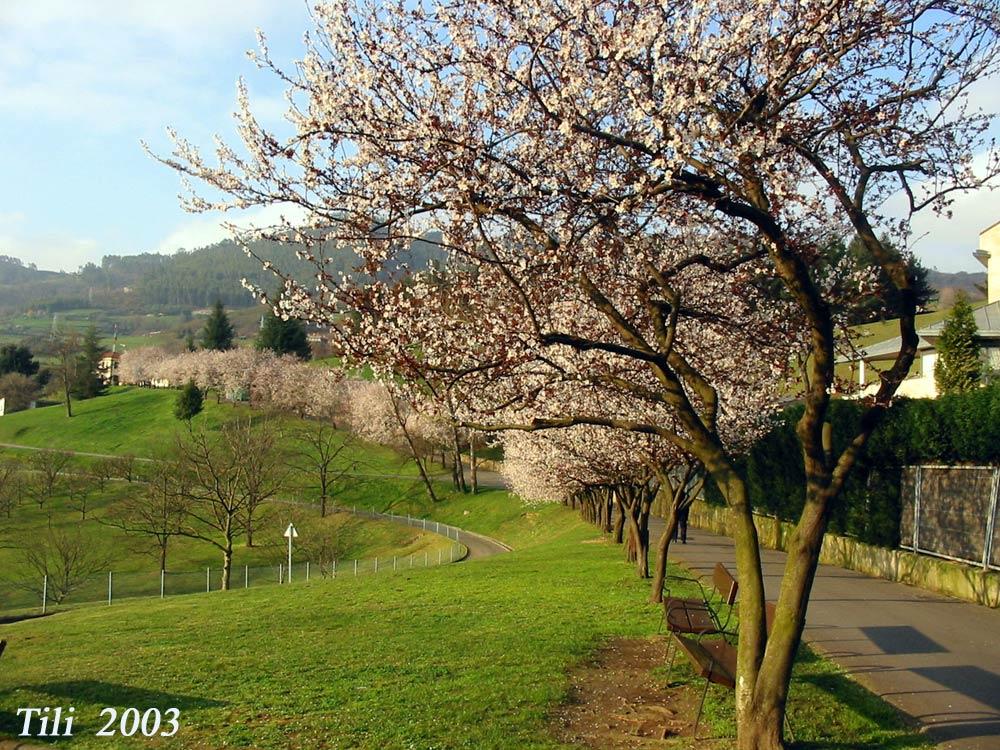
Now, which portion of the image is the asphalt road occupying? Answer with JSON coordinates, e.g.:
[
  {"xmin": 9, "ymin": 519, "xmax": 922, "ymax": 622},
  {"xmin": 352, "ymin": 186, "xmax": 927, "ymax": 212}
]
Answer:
[
  {"xmin": 453, "ymin": 527, "xmax": 512, "ymax": 560},
  {"xmin": 649, "ymin": 517, "xmax": 1000, "ymax": 750}
]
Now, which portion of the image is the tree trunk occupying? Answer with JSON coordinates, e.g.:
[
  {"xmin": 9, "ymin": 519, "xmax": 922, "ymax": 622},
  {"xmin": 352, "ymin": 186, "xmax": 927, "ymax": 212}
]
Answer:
[
  {"xmin": 415, "ymin": 454, "xmax": 439, "ymax": 503},
  {"xmin": 221, "ymin": 544, "xmax": 233, "ymax": 591},
  {"xmin": 159, "ymin": 538, "xmax": 168, "ymax": 573},
  {"xmin": 650, "ymin": 510, "xmax": 680, "ymax": 603},
  {"xmin": 707, "ymin": 460, "xmax": 770, "ymax": 746},
  {"xmin": 62, "ymin": 368, "xmax": 73, "ymax": 418},
  {"xmin": 246, "ymin": 513, "xmax": 255, "ymax": 548},
  {"xmin": 739, "ymin": 486, "xmax": 830, "ymax": 748},
  {"xmin": 736, "ymin": 704, "xmax": 785, "ymax": 750},
  {"xmin": 451, "ymin": 427, "xmax": 467, "ymax": 493},
  {"xmin": 470, "ymin": 441, "xmax": 478, "ymax": 494},
  {"xmin": 624, "ymin": 503, "xmax": 640, "ymax": 567},
  {"xmin": 613, "ymin": 495, "xmax": 625, "ymax": 544},
  {"xmin": 392, "ymin": 399, "xmax": 439, "ymax": 503},
  {"xmin": 320, "ymin": 493, "xmax": 328, "ymax": 518}
]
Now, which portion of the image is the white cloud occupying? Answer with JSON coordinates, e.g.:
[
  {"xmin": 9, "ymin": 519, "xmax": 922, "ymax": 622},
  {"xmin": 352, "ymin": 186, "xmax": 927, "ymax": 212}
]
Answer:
[
  {"xmin": 0, "ymin": 230, "xmax": 101, "ymax": 272},
  {"xmin": 0, "ymin": 1, "xmax": 304, "ymax": 131},
  {"xmin": 155, "ymin": 203, "xmax": 310, "ymax": 254},
  {"xmin": 881, "ymin": 150, "xmax": 1000, "ymax": 272},
  {"xmin": 906, "ymin": 185, "xmax": 1000, "ymax": 272}
]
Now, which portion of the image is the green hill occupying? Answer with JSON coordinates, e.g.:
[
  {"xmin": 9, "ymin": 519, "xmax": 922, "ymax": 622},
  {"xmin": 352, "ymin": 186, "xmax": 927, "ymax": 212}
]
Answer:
[
  {"xmin": 0, "ymin": 389, "xmax": 446, "ymax": 614},
  {"xmin": 0, "ymin": 390, "xmax": 926, "ymax": 748},
  {"xmin": 0, "ymin": 492, "xmax": 925, "ymax": 749}
]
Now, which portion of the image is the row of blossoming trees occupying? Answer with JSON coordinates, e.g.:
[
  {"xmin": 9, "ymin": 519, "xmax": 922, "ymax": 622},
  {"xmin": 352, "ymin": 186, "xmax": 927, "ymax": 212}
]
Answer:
[
  {"xmin": 118, "ymin": 347, "xmax": 476, "ymax": 500},
  {"xmin": 150, "ymin": 0, "xmax": 1000, "ymax": 746}
]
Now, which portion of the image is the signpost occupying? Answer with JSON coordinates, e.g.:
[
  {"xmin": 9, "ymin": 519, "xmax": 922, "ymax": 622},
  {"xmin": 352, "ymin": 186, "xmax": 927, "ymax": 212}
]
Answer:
[{"xmin": 284, "ymin": 523, "xmax": 299, "ymax": 583}]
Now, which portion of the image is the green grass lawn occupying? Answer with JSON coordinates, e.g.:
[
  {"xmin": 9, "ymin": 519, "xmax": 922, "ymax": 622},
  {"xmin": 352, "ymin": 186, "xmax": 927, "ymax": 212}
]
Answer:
[
  {"xmin": 0, "ymin": 391, "xmax": 927, "ymax": 748},
  {"xmin": 0, "ymin": 491, "xmax": 926, "ymax": 749},
  {"xmin": 0, "ymin": 389, "xmax": 455, "ymax": 614},
  {"xmin": 0, "ymin": 388, "xmax": 419, "ymax": 474}
]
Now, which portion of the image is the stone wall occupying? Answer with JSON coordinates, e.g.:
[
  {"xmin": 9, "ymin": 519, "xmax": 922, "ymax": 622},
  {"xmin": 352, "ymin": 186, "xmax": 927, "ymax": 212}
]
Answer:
[{"xmin": 688, "ymin": 501, "xmax": 1000, "ymax": 608}]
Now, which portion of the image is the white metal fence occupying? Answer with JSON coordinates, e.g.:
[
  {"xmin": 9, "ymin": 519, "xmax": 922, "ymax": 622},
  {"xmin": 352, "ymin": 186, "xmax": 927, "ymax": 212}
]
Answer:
[
  {"xmin": 0, "ymin": 507, "xmax": 468, "ymax": 617},
  {"xmin": 900, "ymin": 465, "xmax": 1000, "ymax": 571}
]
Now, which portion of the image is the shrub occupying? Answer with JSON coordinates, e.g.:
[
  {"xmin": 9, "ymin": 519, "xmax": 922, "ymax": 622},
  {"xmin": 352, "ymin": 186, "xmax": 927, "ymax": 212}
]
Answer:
[
  {"xmin": 706, "ymin": 385, "xmax": 1000, "ymax": 548},
  {"xmin": 174, "ymin": 380, "xmax": 204, "ymax": 421}
]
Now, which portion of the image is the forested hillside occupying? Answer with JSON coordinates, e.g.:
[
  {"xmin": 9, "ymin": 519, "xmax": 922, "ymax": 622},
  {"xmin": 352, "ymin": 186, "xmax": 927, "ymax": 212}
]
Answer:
[{"xmin": 0, "ymin": 234, "xmax": 445, "ymax": 313}]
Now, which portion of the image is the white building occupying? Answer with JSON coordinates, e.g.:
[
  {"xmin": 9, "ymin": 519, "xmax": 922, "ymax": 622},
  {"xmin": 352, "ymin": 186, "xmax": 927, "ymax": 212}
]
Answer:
[{"xmin": 842, "ymin": 221, "xmax": 1000, "ymax": 399}]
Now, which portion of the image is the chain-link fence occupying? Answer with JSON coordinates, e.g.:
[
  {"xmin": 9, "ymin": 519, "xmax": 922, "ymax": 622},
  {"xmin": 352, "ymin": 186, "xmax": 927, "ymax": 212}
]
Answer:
[
  {"xmin": 0, "ymin": 507, "xmax": 468, "ymax": 617},
  {"xmin": 900, "ymin": 465, "xmax": 1000, "ymax": 570}
]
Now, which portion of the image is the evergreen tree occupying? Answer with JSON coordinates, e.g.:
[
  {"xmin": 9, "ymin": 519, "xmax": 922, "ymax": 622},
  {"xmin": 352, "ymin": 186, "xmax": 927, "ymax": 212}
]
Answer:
[
  {"xmin": 833, "ymin": 236, "xmax": 936, "ymax": 325},
  {"xmin": 71, "ymin": 326, "xmax": 105, "ymax": 399},
  {"xmin": 934, "ymin": 292, "xmax": 983, "ymax": 394},
  {"xmin": 0, "ymin": 344, "xmax": 40, "ymax": 377},
  {"xmin": 256, "ymin": 307, "xmax": 311, "ymax": 360},
  {"xmin": 201, "ymin": 299, "xmax": 235, "ymax": 351},
  {"xmin": 174, "ymin": 380, "xmax": 204, "ymax": 421}
]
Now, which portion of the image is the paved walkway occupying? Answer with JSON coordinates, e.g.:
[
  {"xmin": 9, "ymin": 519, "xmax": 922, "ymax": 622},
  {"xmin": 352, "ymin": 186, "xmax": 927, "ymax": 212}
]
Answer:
[
  {"xmin": 653, "ymin": 519, "xmax": 1000, "ymax": 749},
  {"xmin": 344, "ymin": 507, "xmax": 511, "ymax": 562}
]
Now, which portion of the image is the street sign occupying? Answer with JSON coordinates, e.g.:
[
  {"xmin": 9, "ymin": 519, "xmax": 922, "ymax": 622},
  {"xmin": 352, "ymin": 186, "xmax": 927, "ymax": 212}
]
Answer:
[{"xmin": 284, "ymin": 523, "xmax": 299, "ymax": 582}]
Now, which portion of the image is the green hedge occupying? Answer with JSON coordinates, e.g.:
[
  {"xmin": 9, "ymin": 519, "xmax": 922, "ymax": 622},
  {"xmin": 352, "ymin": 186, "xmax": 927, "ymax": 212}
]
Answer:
[{"xmin": 706, "ymin": 385, "xmax": 1000, "ymax": 548}]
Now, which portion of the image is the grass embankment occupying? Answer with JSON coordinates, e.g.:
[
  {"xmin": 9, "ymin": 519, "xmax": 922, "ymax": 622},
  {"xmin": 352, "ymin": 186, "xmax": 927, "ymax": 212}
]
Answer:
[
  {"xmin": 1, "ymin": 489, "xmax": 926, "ymax": 749},
  {"xmin": 0, "ymin": 389, "xmax": 455, "ymax": 612},
  {"xmin": 0, "ymin": 389, "xmax": 926, "ymax": 748}
]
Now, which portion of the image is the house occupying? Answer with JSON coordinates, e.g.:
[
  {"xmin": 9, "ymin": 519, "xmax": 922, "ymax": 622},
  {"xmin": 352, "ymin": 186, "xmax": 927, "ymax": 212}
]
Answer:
[
  {"xmin": 97, "ymin": 351, "xmax": 121, "ymax": 386},
  {"xmin": 840, "ymin": 221, "xmax": 1000, "ymax": 399}
]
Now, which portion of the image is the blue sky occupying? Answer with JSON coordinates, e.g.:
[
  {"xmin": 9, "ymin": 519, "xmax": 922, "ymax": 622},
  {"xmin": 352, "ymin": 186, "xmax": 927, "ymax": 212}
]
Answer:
[
  {"xmin": 0, "ymin": 1, "xmax": 997, "ymax": 274},
  {"xmin": 0, "ymin": 1, "xmax": 311, "ymax": 272}
]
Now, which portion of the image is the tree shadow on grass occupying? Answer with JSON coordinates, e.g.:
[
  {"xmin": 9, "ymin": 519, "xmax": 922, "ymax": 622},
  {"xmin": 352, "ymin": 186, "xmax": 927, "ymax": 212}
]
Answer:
[
  {"xmin": 792, "ymin": 739, "xmax": 929, "ymax": 750},
  {"xmin": 0, "ymin": 681, "xmax": 226, "ymax": 741},
  {"xmin": 6, "ymin": 680, "xmax": 226, "ymax": 710},
  {"xmin": 789, "ymin": 648, "xmax": 929, "ymax": 749}
]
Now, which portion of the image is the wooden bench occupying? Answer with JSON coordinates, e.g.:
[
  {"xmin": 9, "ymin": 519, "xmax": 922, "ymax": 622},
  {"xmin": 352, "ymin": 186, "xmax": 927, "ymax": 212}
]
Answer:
[
  {"xmin": 673, "ymin": 602, "xmax": 793, "ymax": 740},
  {"xmin": 661, "ymin": 562, "xmax": 738, "ymax": 680},
  {"xmin": 662, "ymin": 562, "xmax": 738, "ymax": 632}
]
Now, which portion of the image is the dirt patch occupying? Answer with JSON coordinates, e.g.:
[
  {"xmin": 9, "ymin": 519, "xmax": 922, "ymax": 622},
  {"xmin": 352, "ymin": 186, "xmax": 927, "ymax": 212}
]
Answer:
[{"xmin": 551, "ymin": 636, "xmax": 703, "ymax": 749}]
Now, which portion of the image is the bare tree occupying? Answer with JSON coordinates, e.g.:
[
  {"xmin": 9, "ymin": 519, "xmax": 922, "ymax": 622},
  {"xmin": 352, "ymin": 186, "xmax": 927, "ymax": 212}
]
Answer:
[
  {"xmin": 172, "ymin": 427, "xmax": 246, "ymax": 590},
  {"xmin": 102, "ymin": 461, "xmax": 188, "ymax": 572},
  {"xmin": 113, "ymin": 454, "xmax": 138, "ymax": 483},
  {"xmin": 0, "ymin": 373, "xmax": 41, "ymax": 412},
  {"xmin": 290, "ymin": 422, "xmax": 361, "ymax": 517},
  {"xmin": 171, "ymin": 421, "xmax": 283, "ymax": 589},
  {"xmin": 65, "ymin": 475, "xmax": 97, "ymax": 520},
  {"xmin": 91, "ymin": 457, "xmax": 119, "ymax": 492},
  {"xmin": 0, "ymin": 461, "xmax": 24, "ymax": 520},
  {"xmin": 51, "ymin": 331, "xmax": 80, "ymax": 418},
  {"xmin": 228, "ymin": 418, "xmax": 286, "ymax": 547},
  {"xmin": 289, "ymin": 510, "xmax": 361, "ymax": 577},
  {"xmin": 0, "ymin": 462, "xmax": 24, "ymax": 552},
  {"xmin": 27, "ymin": 449, "xmax": 72, "ymax": 508},
  {"xmin": 16, "ymin": 529, "xmax": 111, "ymax": 605}
]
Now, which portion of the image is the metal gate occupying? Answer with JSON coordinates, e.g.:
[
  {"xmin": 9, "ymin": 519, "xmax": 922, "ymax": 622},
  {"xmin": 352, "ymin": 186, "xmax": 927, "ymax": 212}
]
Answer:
[{"xmin": 900, "ymin": 465, "xmax": 1000, "ymax": 570}]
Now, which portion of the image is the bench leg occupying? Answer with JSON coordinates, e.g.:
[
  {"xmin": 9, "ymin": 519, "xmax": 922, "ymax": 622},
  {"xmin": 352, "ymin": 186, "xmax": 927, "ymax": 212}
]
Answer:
[
  {"xmin": 665, "ymin": 636, "xmax": 678, "ymax": 684},
  {"xmin": 693, "ymin": 677, "xmax": 711, "ymax": 740}
]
